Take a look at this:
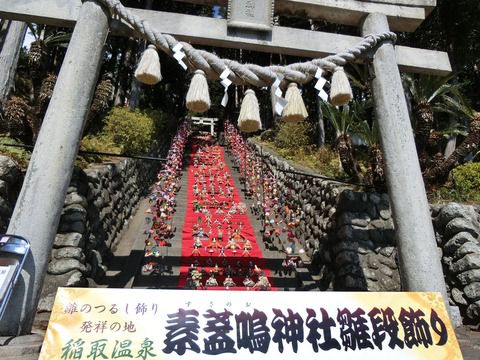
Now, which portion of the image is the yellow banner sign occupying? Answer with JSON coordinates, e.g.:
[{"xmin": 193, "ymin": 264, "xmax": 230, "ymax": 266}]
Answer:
[{"xmin": 40, "ymin": 288, "xmax": 462, "ymax": 359}]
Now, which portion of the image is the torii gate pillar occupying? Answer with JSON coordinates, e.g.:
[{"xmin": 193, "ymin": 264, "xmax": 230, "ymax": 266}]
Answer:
[
  {"xmin": 361, "ymin": 13, "xmax": 448, "ymax": 301},
  {"xmin": 0, "ymin": 0, "xmax": 109, "ymax": 335}
]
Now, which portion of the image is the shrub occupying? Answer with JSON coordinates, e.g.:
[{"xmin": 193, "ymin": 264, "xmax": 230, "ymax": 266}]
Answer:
[
  {"xmin": 0, "ymin": 136, "xmax": 31, "ymax": 170},
  {"xmin": 259, "ymin": 128, "xmax": 276, "ymax": 142},
  {"xmin": 256, "ymin": 138, "xmax": 343, "ymax": 179},
  {"xmin": 273, "ymin": 121, "xmax": 311, "ymax": 149},
  {"xmin": 80, "ymin": 134, "xmax": 122, "ymax": 155},
  {"xmin": 81, "ymin": 107, "xmax": 173, "ymax": 157},
  {"xmin": 103, "ymin": 107, "xmax": 158, "ymax": 154},
  {"xmin": 432, "ymin": 162, "xmax": 480, "ymax": 203}
]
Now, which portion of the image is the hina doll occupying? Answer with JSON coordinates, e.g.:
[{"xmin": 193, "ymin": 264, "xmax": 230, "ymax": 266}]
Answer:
[
  {"xmin": 191, "ymin": 238, "xmax": 202, "ymax": 256},
  {"xmin": 206, "ymin": 274, "xmax": 218, "ymax": 287},
  {"xmin": 243, "ymin": 276, "xmax": 255, "ymax": 288},
  {"xmin": 223, "ymin": 276, "xmax": 236, "ymax": 288}
]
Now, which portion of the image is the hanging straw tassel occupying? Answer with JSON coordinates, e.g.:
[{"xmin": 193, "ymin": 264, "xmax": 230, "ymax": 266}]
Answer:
[
  {"xmin": 330, "ymin": 67, "xmax": 353, "ymax": 106},
  {"xmin": 238, "ymin": 89, "xmax": 262, "ymax": 133},
  {"xmin": 134, "ymin": 45, "xmax": 162, "ymax": 85},
  {"xmin": 282, "ymin": 83, "xmax": 308, "ymax": 123},
  {"xmin": 186, "ymin": 69, "xmax": 210, "ymax": 113}
]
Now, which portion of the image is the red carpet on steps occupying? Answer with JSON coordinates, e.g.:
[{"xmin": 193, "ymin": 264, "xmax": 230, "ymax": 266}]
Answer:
[{"xmin": 178, "ymin": 137, "xmax": 273, "ymax": 290}]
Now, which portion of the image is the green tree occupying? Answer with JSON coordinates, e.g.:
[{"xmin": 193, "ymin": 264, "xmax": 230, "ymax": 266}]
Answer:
[
  {"xmin": 322, "ymin": 101, "xmax": 364, "ymax": 181},
  {"xmin": 402, "ymin": 74, "xmax": 462, "ymax": 170},
  {"xmin": 425, "ymin": 96, "xmax": 480, "ymax": 183}
]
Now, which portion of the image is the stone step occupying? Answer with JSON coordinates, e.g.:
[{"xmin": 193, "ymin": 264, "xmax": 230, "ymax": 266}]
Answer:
[
  {"xmin": 129, "ymin": 140, "xmax": 318, "ymax": 293},
  {"xmin": 0, "ymin": 334, "xmax": 43, "ymax": 357},
  {"xmin": 2, "ymin": 355, "xmax": 41, "ymax": 360}
]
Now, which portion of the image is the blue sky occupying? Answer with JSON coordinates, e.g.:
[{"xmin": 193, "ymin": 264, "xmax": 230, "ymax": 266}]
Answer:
[{"xmin": 212, "ymin": 5, "xmax": 221, "ymax": 18}]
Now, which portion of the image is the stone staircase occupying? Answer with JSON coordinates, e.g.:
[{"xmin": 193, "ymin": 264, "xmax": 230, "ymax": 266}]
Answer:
[
  {"xmin": 131, "ymin": 143, "xmax": 303, "ymax": 291},
  {"xmin": 3, "ymin": 141, "xmax": 480, "ymax": 359},
  {"xmin": 132, "ymin": 156, "xmax": 190, "ymax": 289}
]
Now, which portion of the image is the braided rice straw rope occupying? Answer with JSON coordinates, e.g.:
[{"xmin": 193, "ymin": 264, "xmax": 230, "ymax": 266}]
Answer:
[{"xmin": 99, "ymin": 0, "xmax": 396, "ymax": 87}]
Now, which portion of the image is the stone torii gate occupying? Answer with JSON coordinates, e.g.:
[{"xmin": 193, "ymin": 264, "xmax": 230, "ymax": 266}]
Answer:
[
  {"xmin": 0, "ymin": 0, "xmax": 451, "ymax": 335},
  {"xmin": 191, "ymin": 116, "xmax": 219, "ymax": 136}
]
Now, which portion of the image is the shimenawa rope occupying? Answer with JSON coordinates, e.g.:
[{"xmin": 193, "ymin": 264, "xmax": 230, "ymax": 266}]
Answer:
[{"xmin": 98, "ymin": 0, "xmax": 397, "ymax": 88}]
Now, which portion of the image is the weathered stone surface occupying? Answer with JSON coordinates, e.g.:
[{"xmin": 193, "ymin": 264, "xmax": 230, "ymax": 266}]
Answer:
[
  {"xmin": 328, "ymin": 207, "xmax": 336, "ymax": 218},
  {"xmin": 66, "ymin": 270, "xmax": 87, "ymax": 287},
  {"xmin": 437, "ymin": 203, "xmax": 478, "ymax": 231},
  {"xmin": 0, "ymin": 180, "xmax": 9, "ymax": 198},
  {"xmin": 379, "ymin": 246, "xmax": 395, "ymax": 257},
  {"xmin": 334, "ymin": 241, "xmax": 372, "ymax": 255},
  {"xmin": 451, "ymin": 287, "xmax": 468, "ymax": 306},
  {"xmin": 453, "ymin": 242, "xmax": 480, "ymax": 261},
  {"xmin": 48, "ymin": 258, "xmax": 86, "ymax": 275},
  {"xmin": 443, "ymin": 232, "xmax": 477, "ymax": 255},
  {"xmin": 61, "ymin": 204, "xmax": 87, "ymax": 224},
  {"xmin": 466, "ymin": 301, "xmax": 480, "ymax": 322},
  {"xmin": 448, "ymin": 305, "xmax": 463, "ymax": 328},
  {"xmin": 450, "ymin": 254, "xmax": 480, "ymax": 274},
  {"xmin": 367, "ymin": 254, "xmax": 380, "ymax": 270},
  {"xmin": 37, "ymin": 293, "xmax": 56, "ymax": 313},
  {"xmin": 363, "ymin": 268, "xmax": 377, "ymax": 281},
  {"xmin": 59, "ymin": 220, "xmax": 86, "ymax": 234},
  {"xmin": 336, "ymin": 251, "xmax": 360, "ymax": 265},
  {"xmin": 378, "ymin": 255, "xmax": 398, "ymax": 269},
  {"xmin": 379, "ymin": 276, "xmax": 400, "ymax": 291},
  {"xmin": 445, "ymin": 218, "xmax": 479, "ymax": 239},
  {"xmin": 0, "ymin": 197, "xmax": 11, "ymax": 217},
  {"xmin": 52, "ymin": 247, "xmax": 84, "ymax": 261},
  {"xmin": 457, "ymin": 269, "xmax": 480, "ymax": 286},
  {"xmin": 64, "ymin": 192, "xmax": 88, "ymax": 208},
  {"xmin": 336, "ymin": 264, "xmax": 364, "ymax": 278},
  {"xmin": 0, "ymin": 155, "xmax": 20, "ymax": 182},
  {"xmin": 340, "ymin": 275, "xmax": 367, "ymax": 290},
  {"xmin": 379, "ymin": 209, "xmax": 391, "ymax": 220},
  {"xmin": 369, "ymin": 193, "xmax": 381, "ymax": 204},
  {"xmin": 337, "ymin": 225, "xmax": 370, "ymax": 242},
  {"xmin": 352, "ymin": 218, "xmax": 369, "ymax": 227},
  {"xmin": 464, "ymin": 282, "xmax": 480, "ymax": 302},
  {"xmin": 53, "ymin": 232, "xmax": 84, "ymax": 248},
  {"xmin": 62, "ymin": 203, "xmax": 87, "ymax": 215},
  {"xmin": 38, "ymin": 268, "xmax": 89, "ymax": 312},
  {"xmin": 379, "ymin": 266, "xmax": 394, "ymax": 277}
]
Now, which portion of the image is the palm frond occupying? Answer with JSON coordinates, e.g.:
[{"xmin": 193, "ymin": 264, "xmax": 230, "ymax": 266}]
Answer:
[
  {"xmin": 437, "ymin": 95, "xmax": 474, "ymax": 120},
  {"xmin": 322, "ymin": 100, "xmax": 370, "ymax": 136},
  {"xmin": 427, "ymin": 79, "xmax": 459, "ymax": 103},
  {"xmin": 43, "ymin": 32, "xmax": 71, "ymax": 47},
  {"xmin": 439, "ymin": 122, "xmax": 468, "ymax": 138}
]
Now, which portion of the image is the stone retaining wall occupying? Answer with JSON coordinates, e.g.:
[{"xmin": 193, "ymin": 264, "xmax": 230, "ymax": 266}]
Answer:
[
  {"xmin": 38, "ymin": 148, "xmax": 167, "ymax": 311},
  {"xmin": 0, "ymin": 155, "xmax": 22, "ymax": 232},
  {"xmin": 1, "ymin": 142, "xmax": 479, "ymax": 324},
  {"xmin": 432, "ymin": 203, "xmax": 480, "ymax": 324},
  {"xmin": 0, "ymin": 147, "xmax": 167, "ymax": 312},
  {"xmin": 250, "ymin": 141, "xmax": 480, "ymax": 324},
  {"xmin": 249, "ymin": 141, "xmax": 401, "ymax": 292}
]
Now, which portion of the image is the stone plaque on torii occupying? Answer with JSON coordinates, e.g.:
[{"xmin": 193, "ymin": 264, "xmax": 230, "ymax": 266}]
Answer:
[
  {"xmin": 227, "ymin": 0, "xmax": 274, "ymax": 31},
  {"xmin": 0, "ymin": 0, "xmax": 452, "ymax": 336}
]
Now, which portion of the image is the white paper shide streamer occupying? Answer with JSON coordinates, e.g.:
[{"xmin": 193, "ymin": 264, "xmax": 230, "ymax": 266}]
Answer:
[
  {"xmin": 220, "ymin": 68, "xmax": 232, "ymax": 107},
  {"xmin": 172, "ymin": 43, "xmax": 188, "ymax": 70},
  {"xmin": 270, "ymin": 76, "xmax": 287, "ymax": 116},
  {"xmin": 315, "ymin": 68, "xmax": 329, "ymax": 102}
]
